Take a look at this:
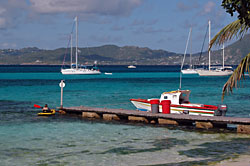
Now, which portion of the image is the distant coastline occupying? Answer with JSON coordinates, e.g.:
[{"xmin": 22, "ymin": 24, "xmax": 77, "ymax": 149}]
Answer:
[
  {"xmin": 1, "ymin": 34, "xmax": 250, "ymax": 65},
  {"xmin": 0, "ymin": 64, "xmax": 238, "ymax": 68}
]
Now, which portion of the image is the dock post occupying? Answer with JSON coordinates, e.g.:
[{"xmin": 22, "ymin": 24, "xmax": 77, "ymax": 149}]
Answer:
[{"xmin": 59, "ymin": 80, "xmax": 65, "ymax": 110}]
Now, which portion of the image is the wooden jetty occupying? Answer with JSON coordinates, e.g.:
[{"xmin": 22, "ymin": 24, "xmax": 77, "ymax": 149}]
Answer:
[{"xmin": 60, "ymin": 106, "xmax": 250, "ymax": 134}]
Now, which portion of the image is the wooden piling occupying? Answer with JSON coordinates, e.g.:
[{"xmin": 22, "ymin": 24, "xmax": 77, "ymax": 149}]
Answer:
[
  {"xmin": 158, "ymin": 118, "xmax": 178, "ymax": 125},
  {"xmin": 128, "ymin": 116, "xmax": 149, "ymax": 123},
  {"xmin": 195, "ymin": 121, "xmax": 213, "ymax": 129},
  {"xmin": 103, "ymin": 114, "xmax": 120, "ymax": 121},
  {"xmin": 58, "ymin": 110, "xmax": 66, "ymax": 114},
  {"xmin": 237, "ymin": 125, "xmax": 250, "ymax": 134},
  {"xmin": 82, "ymin": 112, "xmax": 101, "ymax": 119}
]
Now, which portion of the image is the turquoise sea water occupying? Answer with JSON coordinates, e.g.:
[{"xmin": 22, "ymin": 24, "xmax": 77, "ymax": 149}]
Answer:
[{"xmin": 0, "ymin": 65, "xmax": 250, "ymax": 166}]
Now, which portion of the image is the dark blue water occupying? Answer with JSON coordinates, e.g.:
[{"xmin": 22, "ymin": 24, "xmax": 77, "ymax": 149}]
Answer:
[{"xmin": 0, "ymin": 65, "xmax": 250, "ymax": 166}]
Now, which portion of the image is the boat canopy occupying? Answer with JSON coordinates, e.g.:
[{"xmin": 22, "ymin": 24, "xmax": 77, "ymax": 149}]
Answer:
[{"xmin": 160, "ymin": 90, "xmax": 190, "ymax": 105}]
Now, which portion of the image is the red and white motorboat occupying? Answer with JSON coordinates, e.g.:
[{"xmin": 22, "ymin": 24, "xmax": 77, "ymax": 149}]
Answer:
[{"xmin": 130, "ymin": 90, "xmax": 227, "ymax": 116}]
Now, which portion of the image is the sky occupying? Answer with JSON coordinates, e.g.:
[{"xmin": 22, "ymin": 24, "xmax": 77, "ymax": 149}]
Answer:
[{"xmin": 0, "ymin": 0, "xmax": 238, "ymax": 53}]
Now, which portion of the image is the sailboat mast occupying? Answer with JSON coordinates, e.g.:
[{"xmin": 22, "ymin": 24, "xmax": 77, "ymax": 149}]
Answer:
[
  {"xmin": 190, "ymin": 28, "xmax": 192, "ymax": 69},
  {"xmin": 75, "ymin": 16, "xmax": 78, "ymax": 70},
  {"xmin": 181, "ymin": 28, "xmax": 192, "ymax": 70},
  {"xmin": 208, "ymin": 20, "xmax": 211, "ymax": 71},
  {"xmin": 222, "ymin": 43, "xmax": 225, "ymax": 69},
  {"xmin": 180, "ymin": 27, "xmax": 192, "ymax": 90},
  {"xmin": 70, "ymin": 33, "xmax": 73, "ymax": 69}
]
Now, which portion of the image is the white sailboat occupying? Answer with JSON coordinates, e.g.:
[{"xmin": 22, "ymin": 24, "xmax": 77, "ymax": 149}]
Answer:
[
  {"xmin": 197, "ymin": 20, "xmax": 233, "ymax": 76},
  {"xmin": 128, "ymin": 65, "xmax": 136, "ymax": 69},
  {"xmin": 181, "ymin": 27, "xmax": 198, "ymax": 74},
  {"xmin": 61, "ymin": 16, "xmax": 101, "ymax": 75}
]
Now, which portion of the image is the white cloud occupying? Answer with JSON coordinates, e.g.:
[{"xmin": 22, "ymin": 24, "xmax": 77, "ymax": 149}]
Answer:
[
  {"xmin": 177, "ymin": 1, "xmax": 199, "ymax": 12},
  {"xmin": 0, "ymin": 7, "xmax": 6, "ymax": 15},
  {"xmin": 1, "ymin": 42, "xmax": 17, "ymax": 48},
  {"xmin": 131, "ymin": 19, "xmax": 145, "ymax": 26},
  {"xmin": 111, "ymin": 25, "xmax": 125, "ymax": 31},
  {"xmin": 131, "ymin": 19, "xmax": 158, "ymax": 26},
  {"xmin": 90, "ymin": 34, "xmax": 123, "ymax": 43},
  {"xmin": 0, "ymin": 7, "xmax": 7, "ymax": 28},
  {"xmin": 0, "ymin": 0, "xmax": 28, "ymax": 29},
  {"xmin": 203, "ymin": 1, "xmax": 215, "ymax": 14},
  {"xmin": 0, "ymin": 0, "xmax": 142, "ymax": 29},
  {"xmin": 0, "ymin": 18, "xmax": 6, "ymax": 28},
  {"xmin": 30, "ymin": 0, "xmax": 142, "ymax": 16},
  {"xmin": 134, "ymin": 27, "xmax": 173, "ymax": 34}
]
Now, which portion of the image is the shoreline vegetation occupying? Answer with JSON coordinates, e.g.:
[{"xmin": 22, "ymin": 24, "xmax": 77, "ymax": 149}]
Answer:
[{"xmin": 0, "ymin": 64, "xmax": 206, "ymax": 66}]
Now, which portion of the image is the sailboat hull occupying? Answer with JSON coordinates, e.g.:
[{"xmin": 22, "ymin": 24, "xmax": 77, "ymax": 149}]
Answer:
[
  {"xmin": 61, "ymin": 68, "xmax": 101, "ymax": 75},
  {"xmin": 181, "ymin": 69, "xmax": 198, "ymax": 74},
  {"xmin": 197, "ymin": 70, "xmax": 233, "ymax": 76}
]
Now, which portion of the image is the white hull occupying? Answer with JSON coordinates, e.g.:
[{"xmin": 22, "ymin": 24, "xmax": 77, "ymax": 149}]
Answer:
[
  {"xmin": 131, "ymin": 100, "xmax": 214, "ymax": 116},
  {"xmin": 61, "ymin": 68, "xmax": 101, "ymax": 75},
  {"xmin": 181, "ymin": 69, "xmax": 198, "ymax": 74},
  {"xmin": 128, "ymin": 65, "xmax": 136, "ymax": 68},
  {"xmin": 197, "ymin": 70, "xmax": 233, "ymax": 76}
]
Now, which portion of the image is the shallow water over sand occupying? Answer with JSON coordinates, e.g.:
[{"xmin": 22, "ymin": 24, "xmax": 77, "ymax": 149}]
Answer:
[{"xmin": 0, "ymin": 65, "xmax": 250, "ymax": 166}]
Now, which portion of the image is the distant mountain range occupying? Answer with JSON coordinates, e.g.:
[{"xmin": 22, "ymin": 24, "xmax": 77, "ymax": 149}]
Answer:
[{"xmin": 0, "ymin": 34, "xmax": 250, "ymax": 65}]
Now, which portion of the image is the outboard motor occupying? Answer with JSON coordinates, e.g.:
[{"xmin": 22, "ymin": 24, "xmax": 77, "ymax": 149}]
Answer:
[{"xmin": 214, "ymin": 104, "xmax": 227, "ymax": 116}]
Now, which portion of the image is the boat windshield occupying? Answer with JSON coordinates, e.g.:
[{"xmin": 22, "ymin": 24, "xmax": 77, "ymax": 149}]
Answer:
[{"xmin": 179, "ymin": 91, "xmax": 190, "ymax": 104}]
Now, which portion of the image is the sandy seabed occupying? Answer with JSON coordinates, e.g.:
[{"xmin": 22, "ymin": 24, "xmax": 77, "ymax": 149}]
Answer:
[{"xmin": 215, "ymin": 155, "xmax": 250, "ymax": 166}]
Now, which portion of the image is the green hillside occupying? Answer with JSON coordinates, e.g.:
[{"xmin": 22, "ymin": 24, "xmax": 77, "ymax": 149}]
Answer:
[
  {"xmin": 0, "ymin": 34, "xmax": 249, "ymax": 65},
  {"xmin": 188, "ymin": 34, "xmax": 250, "ymax": 66}
]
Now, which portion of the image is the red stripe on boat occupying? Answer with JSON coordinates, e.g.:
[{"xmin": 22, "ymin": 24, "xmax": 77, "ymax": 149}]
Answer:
[{"xmin": 130, "ymin": 99, "xmax": 217, "ymax": 111}]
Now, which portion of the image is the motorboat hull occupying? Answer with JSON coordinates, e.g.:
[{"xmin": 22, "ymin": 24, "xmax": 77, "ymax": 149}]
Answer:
[{"xmin": 130, "ymin": 99, "xmax": 217, "ymax": 116}]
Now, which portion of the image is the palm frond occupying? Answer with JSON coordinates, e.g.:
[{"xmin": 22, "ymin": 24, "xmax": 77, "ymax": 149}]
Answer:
[
  {"xmin": 222, "ymin": 53, "xmax": 250, "ymax": 101},
  {"xmin": 210, "ymin": 19, "xmax": 249, "ymax": 48}
]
